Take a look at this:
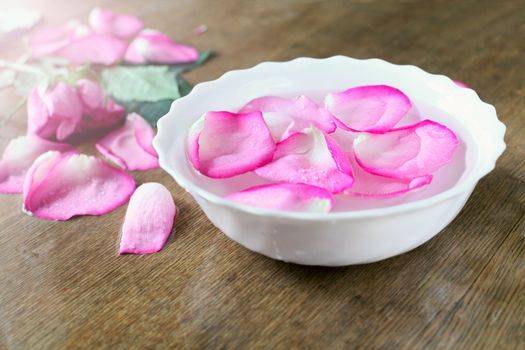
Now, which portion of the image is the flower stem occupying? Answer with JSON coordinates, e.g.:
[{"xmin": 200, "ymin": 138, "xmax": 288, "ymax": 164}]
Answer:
[{"xmin": 0, "ymin": 60, "xmax": 45, "ymax": 78}]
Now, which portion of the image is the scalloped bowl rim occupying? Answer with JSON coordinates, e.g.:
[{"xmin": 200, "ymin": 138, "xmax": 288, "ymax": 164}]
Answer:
[{"xmin": 153, "ymin": 56, "xmax": 506, "ymax": 220}]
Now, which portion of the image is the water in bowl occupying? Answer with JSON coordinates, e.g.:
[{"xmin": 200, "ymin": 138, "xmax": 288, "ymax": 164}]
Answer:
[{"xmin": 185, "ymin": 91, "xmax": 472, "ymax": 212}]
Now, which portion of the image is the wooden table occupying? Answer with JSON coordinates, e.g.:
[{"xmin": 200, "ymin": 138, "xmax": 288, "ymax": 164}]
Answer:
[{"xmin": 1, "ymin": 0, "xmax": 524, "ymax": 349}]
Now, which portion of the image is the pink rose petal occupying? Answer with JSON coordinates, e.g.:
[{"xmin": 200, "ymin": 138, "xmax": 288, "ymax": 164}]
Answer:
[
  {"xmin": 96, "ymin": 113, "xmax": 159, "ymax": 171},
  {"xmin": 227, "ymin": 183, "xmax": 333, "ymax": 212},
  {"xmin": 189, "ymin": 111, "xmax": 276, "ymax": 178},
  {"xmin": 133, "ymin": 115, "xmax": 158, "ymax": 157},
  {"xmin": 89, "ymin": 7, "xmax": 143, "ymax": 39},
  {"xmin": 56, "ymin": 33, "xmax": 128, "ymax": 65},
  {"xmin": 27, "ymin": 81, "xmax": 83, "ymax": 142},
  {"xmin": 22, "ymin": 151, "xmax": 70, "ymax": 206},
  {"xmin": 454, "ymin": 80, "xmax": 469, "ymax": 88},
  {"xmin": 344, "ymin": 156, "xmax": 432, "ymax": 197},
  {"xmin": 23, "ymin": 152, "xmax": 135, "ymax": 220},
  {"xmin": 119, "ymin": 182, "xmax": 177, "ymax": 255},
  {"xmin": 255, "ymin": 127, "xmax": 354, "ymax": 194},
  {"xmin": 354, "ymin": 120, "xmax": 459, "ymax": 179},
  {"xmin": 0, "ymin": 136, "xmax": 75, "ymax": 194},
  {"xmin": 325, "ymin": 85, "xmax": 412, "ymax": 132},
  {"xmin": 124, "ymin": 29, "xmax": 199, "ymax": 64},
  {"xmin": 76, "ymin": 78, "xmax": 126, "ymax": 130},
  {"xmin": 239, "ymin": 95, "xmax": 336, "ymax": 142},
  {"xmin": 30, "ymin": 20, "xmax": 91, "ymax": 58},
  {"xmin": 187, "ymin": 115, "xmax": 203, "ymax": 171}
]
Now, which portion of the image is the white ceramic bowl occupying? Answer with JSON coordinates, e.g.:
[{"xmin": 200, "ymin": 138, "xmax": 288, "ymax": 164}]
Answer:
[{"xmin": 153, "ymin": 56, "xmax": 506, "ymax": 266}]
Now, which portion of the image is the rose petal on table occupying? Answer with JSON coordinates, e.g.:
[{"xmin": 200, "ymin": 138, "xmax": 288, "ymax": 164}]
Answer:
[
  {"xmin": 227, "ymin": 183, "xmax": 333, "ymax": 212},
  {"xmin": 325, "ymin": 85, "xmax": 411, "ymax": 132},
  {"xmin": 96, "ymin": 113, "xmax": 159, "ymax": 171},
  {"xmin": 30, "ymin": 20, "xmax": 91, "ymax": 58},
  {"xmin": 125, "ymin": 29, "xmax": 199, "ymax": 64},
  {"xmin": 119, "ymin": 182, "xmax": 176, "ymax": 255},
  {"xmin": 22, "ymin": 151, "xmax": 68, "ymax": 206},
  {"xmin": 56, "ymin": 33, "xmax": 128, "ymax": 65},
  {"xmin": 76, "ymin": 78, "xmax": 126, "ymax": 130},
  {"xmin": 23, "ymin": 152, "xmax": 135, "ymax": 220},
  {"xmin": 255, "ymin": 127, "xmax": 354, "ymax": 194},
  {"xmin": 190, "ymin": 111, "xmax": 276, "ymax": 178},
  {"xmin": 27, "ymin": 81, "xmax": 83, "ymax": 141},
  {"xmin": 0, "ymin": 136, "xmax": 75, "ymax": 194},
  {"xmin": 89, "ymin": 7, "xmax": 143, "ymax": 38},
  {"xmin": 344, "ymin": 156, "xmax": 432, "ymax": 197},
  {"xmin": 354, "ymin": 120, "xmax": 458, "ymax": 179},
  {"xmin": 133, "ymin": 114, "xmax": 158, "ymax": 157},
  {"xmin": 239, "ymin": 95, "xmax": 336, "ymax": 141}
]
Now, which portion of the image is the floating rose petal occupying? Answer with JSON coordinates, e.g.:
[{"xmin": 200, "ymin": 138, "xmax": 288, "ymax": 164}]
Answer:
[
  {"xmin": 227, "ymin": 183, "xmax": 333, "ymax": 212},
  {"xmin": 255, "ymin": 127, "xmax": 354, "ymax": 194},
  {"xmin": 189, "ymin": 111, "xmax": 276, "ymax": 178},
  {"xmin": 27, "ymin": 81, "xmax": 83, "ymax": 141},
  {"xmin": 125, "ymin": 29, "xmax": 199, "ymax": 64},
  {"xmin": 56, "ymin": 33, "xmax": 128, "ymax": 65},
  {"xmin": 454, "ymin": 80, "xmax": 469, "ymax": 88},
  {"xmin": 344, "ymin": 156, "xmax": 432, "ymax": 197},
  {"xmin": 239, "ymin": 95, "xmax": 336, "ymax": 142},
  {"xmin": 96, "ymin": 113, "xmax": 159, "ymax": 171},
  {"xmin": 30, "ymin": 20, "xmax": 91, "ymax": 58},
  {"xmin": 187, "ymin": 115, "xmax": 203, "ymax": 171},
  {"xmin": 0, "ymin": 135, "xmax": 75, "ymax": 194},
  {"xmin": 89, "ymin": 7, "xmax": 143, "ymax": 38},
  {"xmin": 325, "ymin": 85, "xmax": 411, "ymax": 132},
  {"xmin": 76, "ymin": 79, "xmax": 126, "ymax": 130},
  {"xmin": 354, "ymin": 120, "xmax": 458, "ymax": 179},
  {"xmin": 23, "ymin": 152, "xmax": 135, "ymax": 220},
  {"xmin": 119, "ymin": 182, "xmax": 176, "ymax": 255}
]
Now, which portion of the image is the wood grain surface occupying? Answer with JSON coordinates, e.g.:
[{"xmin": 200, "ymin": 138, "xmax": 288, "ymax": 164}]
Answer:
[{"xmin": 0, "ymin": 0, "xmax": 524, "ymax": 349}]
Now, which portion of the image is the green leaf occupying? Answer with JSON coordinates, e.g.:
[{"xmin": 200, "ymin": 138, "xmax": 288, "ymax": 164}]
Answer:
[
  {"xmin": 115, "ymin": 74, "xmax": 194, "ymax": 126},
  {"xmin": 176, "ymin": 75, "xmax": 193, "ymax": 97},
  {"xmin": 118, "ymin": 99, "xmax": 174, "ymax": 126},
  {"xmin": 101, "ymin": 65, "xmax": 180, "ymax": 102}
]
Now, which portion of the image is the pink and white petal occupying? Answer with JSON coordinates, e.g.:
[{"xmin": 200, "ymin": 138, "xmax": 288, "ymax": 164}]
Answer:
[
  {"xmin": 76, "ymin": 79, "xmax": 126, "ymax": 129},
  {"xmin": 29, "ymin": 20, "xmax": 89, "ymax": 57},
  {"xmin": 27, "ymin": 82, "xmax": 83, "ymax": 141},
  {"xmin": 89, "ymin": 7, "xmax": 143, "ymax": 38},
  {"xmin": 187, "ymin": 115, "xmax": 203, "ymax": 170},
  {"xmin": 354, "ymin": 120, "xmax": 459, "ymax": 179},
  {"xmin": 23, "ymin": 153, "xmax": 135, "ymax": 220},
  {"xmin": 454, "ymin": 80, "xmax": 469, "ymax": 88},
  {"xmin": 195, "ymin": 111, "xmax": 276, "ymax": 178},
  {"xmin": 344, "ymin": 156, "xmax": 432, "ymax": 197},
  {"xmin": 325, "ymin": 85, "xmax": 412, "ymax": 132},
  {"xmin": 226, "ymin": 183, "xmax": 333, "ymax": 212},
  {"xmin": 124, "ymin": 29, "xmax": 199, "ymax": 64},
  {"xmin": 56, "ymin": 34, "xmax": 128, "ymax": 65},
  {"xmin": 96, "ymin": 113, "xmax": 159, "ymax": 171},
  {"xmin": 27, "ymin": 87, "xmax": 51, "ymax": 138},
  {"xmin": 0, "ymin": 136, "xmax": 75, "ymax": 194},
  {"xmin": 132, "ymin": 114, "xmax": 157, "ymax": 157},
  {"xmin": 240, "ymin": 95, "xmax": 336, "ymax": 141},
  {"xmin": 22, "ymin": 151, "xmax": 67, "ymax": 208},
  {"xmin": 119, "ymin": 182, "xmax": 176, "ymax": 255},
  {"xmin": 255, "ymin": 127, "xmax": 354, "ymax": 194}
]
